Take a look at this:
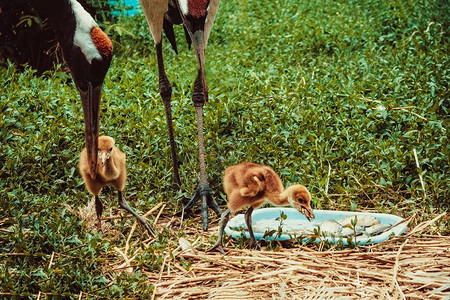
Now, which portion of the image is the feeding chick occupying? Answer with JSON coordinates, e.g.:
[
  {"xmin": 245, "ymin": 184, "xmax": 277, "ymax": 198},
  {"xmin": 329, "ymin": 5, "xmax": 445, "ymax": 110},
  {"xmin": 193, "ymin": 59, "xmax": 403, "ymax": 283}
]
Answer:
[
  {"xmin": 208, "ymin": 162, "xmax": 315, "ymax": 253},
  {"xmin": 79, "ymin": 136, "xmax": 156, "ymax": 237}
]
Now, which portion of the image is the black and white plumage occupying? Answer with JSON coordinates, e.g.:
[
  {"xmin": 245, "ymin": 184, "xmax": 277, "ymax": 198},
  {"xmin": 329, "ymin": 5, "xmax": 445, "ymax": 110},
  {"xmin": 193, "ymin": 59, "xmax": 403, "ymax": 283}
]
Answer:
[
  {"xmin": 139, "ymin": 0, "xmax": 221, "ymax": 229},
  {"xmin": 32, "ymin": 0, "xmax": 113, "ymax": 179}
]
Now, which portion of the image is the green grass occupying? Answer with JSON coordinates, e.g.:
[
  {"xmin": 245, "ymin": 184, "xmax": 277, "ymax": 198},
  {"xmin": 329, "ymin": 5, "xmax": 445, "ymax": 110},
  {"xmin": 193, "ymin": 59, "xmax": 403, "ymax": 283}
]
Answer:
[{"xmin": 1, "ymin": 0, "xmax": 449, "ymax": 297}]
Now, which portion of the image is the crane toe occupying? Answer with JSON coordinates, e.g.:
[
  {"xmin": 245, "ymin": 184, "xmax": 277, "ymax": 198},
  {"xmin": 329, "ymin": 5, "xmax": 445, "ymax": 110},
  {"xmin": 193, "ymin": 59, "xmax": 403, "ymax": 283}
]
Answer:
[
  {"xmin": 175, "ymin": 184, "xmax": 221, "ymax": 230},
  {"xmin": 207, "ymin": 243, "xmax": 226, "ymax": 254}
]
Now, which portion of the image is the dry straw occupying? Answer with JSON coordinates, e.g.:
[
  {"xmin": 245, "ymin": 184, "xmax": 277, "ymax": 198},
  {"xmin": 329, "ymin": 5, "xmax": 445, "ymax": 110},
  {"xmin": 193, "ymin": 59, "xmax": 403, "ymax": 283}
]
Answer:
[
  {"xmin": 1, "ymin": 208, "xmax": 448, "ymax": 299},
  {"xmin": 107, "ymin": 211, "xmax": 448, "ymax": 300}
]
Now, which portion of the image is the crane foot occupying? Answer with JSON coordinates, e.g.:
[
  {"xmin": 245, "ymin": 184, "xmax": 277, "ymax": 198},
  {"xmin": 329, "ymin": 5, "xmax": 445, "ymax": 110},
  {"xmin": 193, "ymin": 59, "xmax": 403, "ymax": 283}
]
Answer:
[
  {"xmin": 175, "ymin": 184, "xmax": 222, "ymax": 230},
  {"xmin": 207, "ymin": 242, "xmax": 226, "ymax": 254},
  {"xmin": 249, "ymin": 239, "xmax": 262, "ymax": 250}
]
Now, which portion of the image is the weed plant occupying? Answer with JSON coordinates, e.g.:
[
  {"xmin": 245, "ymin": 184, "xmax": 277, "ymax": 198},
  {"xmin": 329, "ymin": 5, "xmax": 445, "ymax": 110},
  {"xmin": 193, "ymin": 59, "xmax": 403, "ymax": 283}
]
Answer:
[{"xmin": 0, "ymin": 0, "xmax": 448, "ymax": 297}]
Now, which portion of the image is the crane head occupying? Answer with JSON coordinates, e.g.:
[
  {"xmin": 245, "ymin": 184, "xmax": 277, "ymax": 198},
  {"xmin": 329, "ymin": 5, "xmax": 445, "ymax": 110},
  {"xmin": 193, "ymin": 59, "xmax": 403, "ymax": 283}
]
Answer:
[
  {"xmin": 32, "ymin": 0, "xmax": 113, "ymax": 180},
  {"xmin": 71, "ymin": 25, "xmax": 113, "ymax": 180},
  {"xmin": 97, "ymin": 136, "xmax": 115, "ymax": 167},
  {"xmin": 286, "ymin": 185, "xmax": 315, "ymax": 221}
]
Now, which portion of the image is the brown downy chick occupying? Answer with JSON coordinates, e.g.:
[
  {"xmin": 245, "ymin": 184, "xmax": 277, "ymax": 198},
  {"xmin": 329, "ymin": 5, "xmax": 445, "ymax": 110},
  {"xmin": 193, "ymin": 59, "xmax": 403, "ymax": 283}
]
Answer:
[
  {"xmin": 80, "ymin": 136, "xmax": 156, "ymax": 237},
  {"xmin": 209, "ymin": 162, "xmax": 314, "ymax": 253}
]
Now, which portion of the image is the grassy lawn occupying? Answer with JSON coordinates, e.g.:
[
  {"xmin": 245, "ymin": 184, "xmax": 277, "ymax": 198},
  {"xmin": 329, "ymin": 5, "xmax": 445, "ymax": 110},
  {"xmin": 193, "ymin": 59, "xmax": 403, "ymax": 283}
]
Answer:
[{"xmin": 0, "ymin": 0, "xmax": 448, "ymax": 297}]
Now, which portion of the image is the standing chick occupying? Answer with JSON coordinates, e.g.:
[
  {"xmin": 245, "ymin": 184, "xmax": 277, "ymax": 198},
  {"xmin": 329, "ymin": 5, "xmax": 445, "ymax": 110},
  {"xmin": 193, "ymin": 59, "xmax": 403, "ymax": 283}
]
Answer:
[
  {"xmin": 209, "ymin": 162, "xmax": 315, "ymax": 253},
  {"xmin": 79, "ymin": 136, "xmax": 156, "ymax": 237}
]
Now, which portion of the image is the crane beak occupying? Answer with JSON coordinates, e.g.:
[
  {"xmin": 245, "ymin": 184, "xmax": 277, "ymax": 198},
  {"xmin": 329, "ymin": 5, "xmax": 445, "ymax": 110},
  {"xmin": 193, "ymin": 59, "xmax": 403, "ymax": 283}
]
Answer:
[
  {"xmin": 192, "ymin": 30, "xmax": 208, "ymax": 104},
  {"xmin": 79, "ymin": 82, "xmax": 102, "ymax": 180}
]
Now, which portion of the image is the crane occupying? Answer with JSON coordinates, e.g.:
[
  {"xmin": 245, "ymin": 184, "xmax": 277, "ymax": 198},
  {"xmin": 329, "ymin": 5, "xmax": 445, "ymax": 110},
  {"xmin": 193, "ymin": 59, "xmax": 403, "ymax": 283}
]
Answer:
[
  {"xmin": 139, "ymin": 0, "xmax": 221, "ymax": 229},
  {"xmin": 208, "ymin": 162, "xmax": 315, "ymax": 253},
  {"xmin": 32, "ymin": 0, "xmax": 113, "ymax": 180},
  {"xmin": 80, "ymin": 136, "xmax": 156, "ymax": 236}
]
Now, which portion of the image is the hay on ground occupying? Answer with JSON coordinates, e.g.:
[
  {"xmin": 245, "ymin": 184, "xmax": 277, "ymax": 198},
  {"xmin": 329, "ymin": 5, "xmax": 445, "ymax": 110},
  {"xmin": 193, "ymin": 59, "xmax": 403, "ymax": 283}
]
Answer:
[{"xmin": 107, "ymin": 211, "xmax": 449, "ymax": 299}]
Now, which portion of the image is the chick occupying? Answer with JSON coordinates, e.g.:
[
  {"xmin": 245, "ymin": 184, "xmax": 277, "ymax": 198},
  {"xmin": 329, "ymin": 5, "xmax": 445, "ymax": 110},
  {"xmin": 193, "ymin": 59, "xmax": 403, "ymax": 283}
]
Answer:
[
  {"xmin": 209, "ymin": 162, "xmax": 314, "ymax": 253},
  {"xmin": 80, "ymin": 136, "xmax": 156, "ymax": 237}
]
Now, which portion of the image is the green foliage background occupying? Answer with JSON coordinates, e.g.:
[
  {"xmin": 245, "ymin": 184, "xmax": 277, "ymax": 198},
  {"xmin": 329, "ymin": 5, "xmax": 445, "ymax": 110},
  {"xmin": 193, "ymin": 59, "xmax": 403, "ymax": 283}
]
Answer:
[{"xmin": 1, "ymin": 0, "xmax": 449, "ymax": 297}]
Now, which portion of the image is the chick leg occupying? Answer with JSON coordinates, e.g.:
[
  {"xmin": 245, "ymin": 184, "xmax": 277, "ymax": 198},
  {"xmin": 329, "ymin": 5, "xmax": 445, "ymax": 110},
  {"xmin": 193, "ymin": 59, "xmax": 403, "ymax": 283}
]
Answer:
[
  {"xmin": 207, "ymin": 209, "xmax": 231, "ymax": 254},
  {"xmin": 244, "ymin": 206, "xmax": 260, "ymax": 249},
  {"xmin": 94, "ymin": 195, "xmax": 103, "ymax": 232},
  {"xmin": 118, "ymin": 191, "xmax": 156, "ymax": 237}
]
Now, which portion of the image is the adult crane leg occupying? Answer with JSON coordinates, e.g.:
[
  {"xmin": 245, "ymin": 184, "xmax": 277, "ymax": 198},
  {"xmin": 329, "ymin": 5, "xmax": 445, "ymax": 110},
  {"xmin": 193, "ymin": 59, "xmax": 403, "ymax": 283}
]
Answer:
[
  {"xmin": 175, "ymin": 31, "xmax": 221, "ymax": 230},
  {"xmin": 140, "ymin": 0, "xmax": 221, "ymax": 230},
  {"xmin": 156, "ymin": 38, "xmax": 220, "ymax": 230},
  {"xmin": 155, "ymin": 42, "xmax": 181, "ymax": 189},
  {"xmin": 175, "ymin": 77, "xmax": 222, "ymax": 229}
]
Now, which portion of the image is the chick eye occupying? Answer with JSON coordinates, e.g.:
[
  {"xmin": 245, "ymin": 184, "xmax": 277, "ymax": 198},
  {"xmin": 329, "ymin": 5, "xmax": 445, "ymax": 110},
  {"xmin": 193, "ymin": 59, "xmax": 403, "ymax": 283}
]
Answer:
[{"xmin": 110, "ymin": 147, "xmax": 113, "ymax": 151}]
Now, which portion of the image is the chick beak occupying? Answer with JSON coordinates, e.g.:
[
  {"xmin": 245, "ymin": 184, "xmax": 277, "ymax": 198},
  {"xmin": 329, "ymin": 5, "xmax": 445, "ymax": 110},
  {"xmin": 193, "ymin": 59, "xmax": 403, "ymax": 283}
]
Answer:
[
  {"xmin": 292, "ymin": 201, "xmax": 315, "ymax": 222},
  {"xmin": 302, "ymin": 206, "xmax": 315, "ymax": 221},
  {"xmin": 98, "ymin": 152, "xmax": 106, "ymax": 168},
  {"xmin": 79, "ymin": 82, "xmax": 102, "ymax": 179}
]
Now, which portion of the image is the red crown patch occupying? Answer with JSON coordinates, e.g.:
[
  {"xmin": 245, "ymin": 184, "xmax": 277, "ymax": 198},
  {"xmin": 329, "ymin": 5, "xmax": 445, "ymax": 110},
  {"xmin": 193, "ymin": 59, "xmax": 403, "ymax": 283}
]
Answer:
[
  {"xmin": 189, "ymin": 0, "xmax": 208, "ymax": 18},
  {"xmin": 90, "ymin": 27, "xmax": 113, "ymax": 58}
]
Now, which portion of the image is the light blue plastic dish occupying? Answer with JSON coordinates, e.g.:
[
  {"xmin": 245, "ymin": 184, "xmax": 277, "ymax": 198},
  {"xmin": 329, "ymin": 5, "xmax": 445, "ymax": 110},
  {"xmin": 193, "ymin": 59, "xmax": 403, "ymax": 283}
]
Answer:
[{"xmin": 224, "ymin": 207, "xmax": 408, "ymax": 245}]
